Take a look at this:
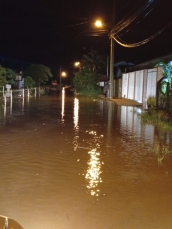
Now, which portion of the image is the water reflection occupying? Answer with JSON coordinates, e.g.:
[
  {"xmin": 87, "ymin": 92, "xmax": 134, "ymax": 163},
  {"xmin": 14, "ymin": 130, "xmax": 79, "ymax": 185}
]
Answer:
[
  {"xmin": 85, "ymin": 148, "xmax": 102, "ymax": 196},
  {"xmin": 1, "ymin": 89, "xmax": 26, "ymax": 118},
  {"xmin": 10, "ymin": 94, "xmax": 12, "ymax": 115},
  {"xmin": 72, "ymin": 97, "xmax": 104, "ymax": 196},
  {"xmin": 1, "ymin": 94, "xmax": 172, "ymax": 229},
  {"xmin": 73, "ymin": 98, "xmax": 79, "ymax": 131},
  {"xmin": 120, "ymin": 106, "xmax": 155, "ymax": 144},
  {"xmin": 107, "ymin": 101, "xmax": 113, "ymax": 144},
  {"xmin": 61, "ymin": 88, "xmax": 65, "ymax": 122},
  {"xmin": 22, "ymin": 97, "xmax": 24, "ymax": 115},
  {"xmin": 4, "ymin": 103, "xmax": 6, "ymax": 117},
  {"xmin": 73, "ymin": 98, "xmax": 79, "ymax": 151},
  {"xmin": 85, "ymin": 131, "xmax": 103, "ymax": 197},
  {"xmin": 27, "ymin": 89, "xmax": 30, "ymax": 103}
]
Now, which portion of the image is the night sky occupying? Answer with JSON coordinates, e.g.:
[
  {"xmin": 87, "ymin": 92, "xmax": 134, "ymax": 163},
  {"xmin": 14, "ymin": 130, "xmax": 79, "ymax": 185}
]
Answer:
[{"xmin": 0, "ymin": 0, "xmax": 171, "ymax": 71}]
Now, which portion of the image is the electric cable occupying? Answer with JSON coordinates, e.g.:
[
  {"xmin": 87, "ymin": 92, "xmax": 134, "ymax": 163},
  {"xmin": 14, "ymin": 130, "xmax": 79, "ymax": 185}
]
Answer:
[
  {"xmin": 112, "ymin": 0, "xmax": 158, "ymax": 35},
  {"xmin": 111, "ymin": 21, "xmax": 172, "ymax": 48}
]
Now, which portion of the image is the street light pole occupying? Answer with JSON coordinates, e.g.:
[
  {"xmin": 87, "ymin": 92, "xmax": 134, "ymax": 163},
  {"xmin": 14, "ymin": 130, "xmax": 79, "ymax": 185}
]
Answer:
[
  {"xmin": 109, "ymin": 34, "xmax": 114, "ymax": 98},
  {"xmin": 109, "ymin": 0, "xmax": 116, "ymax": 99},
  {"xmin": 60, "ymin": 65, "xmax": 61, "ymax": 89}
]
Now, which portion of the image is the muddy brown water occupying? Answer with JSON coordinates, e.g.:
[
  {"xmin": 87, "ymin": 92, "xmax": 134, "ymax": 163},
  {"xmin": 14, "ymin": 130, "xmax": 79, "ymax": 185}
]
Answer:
[{"xmin": 0, "ymin": 89, "xmax": 172, "ymax": 229}]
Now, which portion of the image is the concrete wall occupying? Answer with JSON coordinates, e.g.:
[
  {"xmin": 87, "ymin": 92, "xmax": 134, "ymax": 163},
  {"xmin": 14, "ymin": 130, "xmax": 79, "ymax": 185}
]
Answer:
[{"xmin": 121, "ymin": 66, "xmax": 163, "ymax": 109}]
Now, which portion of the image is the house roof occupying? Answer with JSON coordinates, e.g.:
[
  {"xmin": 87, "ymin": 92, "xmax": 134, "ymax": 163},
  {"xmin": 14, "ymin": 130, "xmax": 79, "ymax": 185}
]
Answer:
[
  {"xmin": 127, "ymin": 53, "xmax": 172, "ymax": 72},
  {"xmin": 114, "ymin": 61, "xmax": 134, "ymax": 67},
  {"xmin": 113, "ymin": 61, "xmax": 135, "ymax": 79}
]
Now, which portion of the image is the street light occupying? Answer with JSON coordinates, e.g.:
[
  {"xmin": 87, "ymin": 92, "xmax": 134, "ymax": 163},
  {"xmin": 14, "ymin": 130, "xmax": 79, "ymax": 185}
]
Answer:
[
  {"xmin": 60, "ymin": 66, "xmax": 67, "ymax": 89},
  {"xmin": 62, "ymin": 72, "xmax": 66, "ymax": 77},
  {"xmin": 74, "ymin": 61, "xmax": 80, "ymax": 67},
  {"xmin": 95, "ymin": 20, "xmax": 102, "ymax": 27},
  {"xmin": 74, "ymin": 61, "xmax": 81, "ymax": 72},
  {"xmin": 95, "ymin": 20, "xmax": 114, "ymax": 98}
]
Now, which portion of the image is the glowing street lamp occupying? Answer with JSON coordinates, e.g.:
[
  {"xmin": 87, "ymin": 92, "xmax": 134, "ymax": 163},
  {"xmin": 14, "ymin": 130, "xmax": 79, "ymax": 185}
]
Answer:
[
  {"xmin": 61, "ymin": 71, "xmax": 66, "ymax": 77},
  {"xmin": 74, "ymin": 61, "xmax": 81, "ymax": 71},
  {"xmin": 60, "ymin": 66, "xmax": 67, "ymax": 89},
  {"xmin": 95, "ymin": 20, "xmax": 102, "ymax": 27},
  {"xmin": 74, "ymin": 62, "xmax": 80, "ymax": 67}
]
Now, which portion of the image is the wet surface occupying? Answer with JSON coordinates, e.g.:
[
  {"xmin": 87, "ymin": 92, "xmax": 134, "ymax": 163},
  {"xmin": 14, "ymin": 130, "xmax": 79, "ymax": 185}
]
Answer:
[{"xmin": 0, "ymin": 89, "xmax": 172, "ymax": 229}]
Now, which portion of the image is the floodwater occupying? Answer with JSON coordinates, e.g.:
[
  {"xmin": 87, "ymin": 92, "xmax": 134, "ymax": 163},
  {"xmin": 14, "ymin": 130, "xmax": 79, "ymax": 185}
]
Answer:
[{"xmin": 0, "ymin": 89, "xmax": 172, "ymax": 229}]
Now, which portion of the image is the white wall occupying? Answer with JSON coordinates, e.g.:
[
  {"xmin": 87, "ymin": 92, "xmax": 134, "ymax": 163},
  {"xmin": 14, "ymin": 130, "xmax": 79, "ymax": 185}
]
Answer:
[
  {"xmin": 135, "ymin": 70, "xmax": 144, "ymax": 103},
  {"xmin": 146, "ymin": 69, "xmax": 157, "ymax": 99},
  {"xmin": 121, "ymin": 68, "xmax": 162, "ymax": 105},
  {"xmin": 128, "ymin": 72, "xmax": 135, "ymax": 100},
  {"xmin": 122, "ymin": 73, "xmax": 128, "ymax": 98}
]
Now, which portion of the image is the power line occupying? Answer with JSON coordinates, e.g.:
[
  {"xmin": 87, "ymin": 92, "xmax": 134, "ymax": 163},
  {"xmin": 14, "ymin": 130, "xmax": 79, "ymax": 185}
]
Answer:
[{"xmin": 112, "ymin": 21, "xmax": 172, "ymax": 48}]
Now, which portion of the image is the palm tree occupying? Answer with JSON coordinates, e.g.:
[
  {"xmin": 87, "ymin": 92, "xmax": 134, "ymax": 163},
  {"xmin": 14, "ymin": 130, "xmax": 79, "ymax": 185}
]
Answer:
[
  {"xmin": 155, "ymin": 62, "xmax": 172, "ymax": 83},
  {"xmin": 81, "ymin": 50, "xmax": 105, "ymax": 74},
  {"xmin": 155, "ymin": 61, "xmax": 172, "ymax": 94}
]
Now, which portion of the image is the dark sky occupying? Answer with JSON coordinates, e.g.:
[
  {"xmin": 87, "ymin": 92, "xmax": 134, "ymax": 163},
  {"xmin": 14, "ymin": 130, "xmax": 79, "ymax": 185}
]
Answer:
[{"xmin": 0, "ymin": 0, "xmax": 171, "ymax": 71}]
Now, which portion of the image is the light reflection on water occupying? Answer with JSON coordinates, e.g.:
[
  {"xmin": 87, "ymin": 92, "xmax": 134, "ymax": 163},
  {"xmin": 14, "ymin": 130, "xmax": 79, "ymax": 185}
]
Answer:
[
  {"xmin": 61, "ymin": 88, "xmax": 65, "ymax": 122},
  {"xmin": 73, "ymin": 98, "xmax": 79, "ymax": 132},
  {"xmin": 85, "ymin": 147, "xmax": 102, "ymax": 196},
  {"xmin": 73, "ymin": 98, "xmax": 103, "ymax": 196},
  {"xmin": 73, "ymin": 97, "xmax": 79, "ymax": 151}
]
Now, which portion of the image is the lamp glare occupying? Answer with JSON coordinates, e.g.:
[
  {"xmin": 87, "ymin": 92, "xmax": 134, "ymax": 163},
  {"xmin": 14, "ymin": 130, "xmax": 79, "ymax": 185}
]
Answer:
[{"xmin": 95, "ymin": 20, "xmax": 102, "ymax": 27}]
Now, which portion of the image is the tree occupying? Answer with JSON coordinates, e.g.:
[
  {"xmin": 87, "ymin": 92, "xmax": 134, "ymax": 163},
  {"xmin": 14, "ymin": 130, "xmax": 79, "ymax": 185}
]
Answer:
[
  {"xmin": 6, "ymin": 68, "xmax": 17, "ymax": 85},
  {"xmin": 24, "ymin": 64, "xmax": 53, "ymax": 86},
  {"xmin": 73, "ymin": 69, "xmax": 100, "ymax": 91},
  {"xmin": 0, "ymin": 65, "xmax": 7, "ymax": 87},
  {"xmin": 73, "ymin": 51, "xmax": 106, "ymax": 92},
  {"xmin": 24, "ymin": 76, "xmax": 35, "ymax": 88},
  {"xmin": 81, "ymin": 50, "xmax": 106, "ymax": 74},
  {"xmin": 155, "ymin": 61, "xmax": 172, "ymax": 81},
  {"xmin": 155, "ymin": 61, "xmax": 172, "ymax": 93}
]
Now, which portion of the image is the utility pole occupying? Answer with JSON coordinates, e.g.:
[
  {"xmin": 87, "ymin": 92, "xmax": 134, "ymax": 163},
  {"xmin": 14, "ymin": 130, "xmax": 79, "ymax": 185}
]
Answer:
[
  {"xmin": 109, "ymin": 0, "xmax": 116, "ymax": 99},
  {"xmin": 109, "ymin": 35, "xmax": 114, "ymax": 98},
  {"xmin": 60, "ymin": 65, "xmax": 61, "ymax": 89}
]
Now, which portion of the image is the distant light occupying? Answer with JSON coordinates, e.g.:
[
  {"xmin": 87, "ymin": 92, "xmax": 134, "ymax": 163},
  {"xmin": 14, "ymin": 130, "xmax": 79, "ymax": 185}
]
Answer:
[
  {"xmin": 95, "ymin": 20, "xmax": 102, "ymax": 27},
  {"xmin": 75, "ymin": 62, "xmax": 80, "ymax": 67},
  {"xmin": 61, "ymin": 72, "xmax": 66, "ymax": 77}
]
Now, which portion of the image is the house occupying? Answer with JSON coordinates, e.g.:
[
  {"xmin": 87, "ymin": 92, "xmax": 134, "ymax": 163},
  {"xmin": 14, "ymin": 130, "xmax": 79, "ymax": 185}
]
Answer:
[
  {"xmin": 114, "ymin": 53, "xmax": 172, "ymax": 109},
  {"xmin": 112, "ymin": 53, "xmax": 172, "ymax": 109}
]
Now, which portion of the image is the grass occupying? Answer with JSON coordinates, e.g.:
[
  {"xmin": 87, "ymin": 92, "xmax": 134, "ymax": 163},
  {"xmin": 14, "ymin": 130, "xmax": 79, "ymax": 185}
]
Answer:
[
  {"xmin": 155, "ymin": 145, "xmax": 171, "ymax": 163},
  {"xmin": 125, "ymin": 130, "xmax": 172, "ymax": 163},
  {"xmin": 74, "ymin": 89, "xmax": 102, "ymax": 97},
  {"xmin": 147, "ymin": 144, "xmax": 171, "ymax": 163},
  {"xmin": 138, "ymin": 109, "xmax": 172, "ymax": 130}
]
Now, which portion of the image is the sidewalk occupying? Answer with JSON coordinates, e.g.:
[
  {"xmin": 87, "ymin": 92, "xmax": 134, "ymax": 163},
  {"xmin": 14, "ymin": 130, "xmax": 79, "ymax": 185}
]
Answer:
[
  {"xmin": 110, "ymin": 98, "xmax": 142, "ymax": 106},
  {"xmin": 99, "ymin": 95, "xmax": 142, "ymax": 106}
]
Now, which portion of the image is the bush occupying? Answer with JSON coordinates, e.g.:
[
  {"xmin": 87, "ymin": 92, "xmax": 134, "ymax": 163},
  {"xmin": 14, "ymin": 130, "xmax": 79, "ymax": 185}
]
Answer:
[
  {"xmin": 73, "ymin": 70, "xmax": 100, "ymax": 91},
  {"xmin": 147, "ymin": 96, "xmax": 156, "ymax": 108},
  {"xmin": 75, "ymin": 89, "xmax": 102, "ymax": 96},
  {"xmin": 159, "ymin": 94, "xmax": 166, "ymax": 108}
]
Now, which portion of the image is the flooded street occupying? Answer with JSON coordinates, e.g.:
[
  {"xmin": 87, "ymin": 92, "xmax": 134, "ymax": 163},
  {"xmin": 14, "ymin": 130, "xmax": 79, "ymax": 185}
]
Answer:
[{"xmin": 0, "ymin": 89, "xmax": 172, "ymax": 229}]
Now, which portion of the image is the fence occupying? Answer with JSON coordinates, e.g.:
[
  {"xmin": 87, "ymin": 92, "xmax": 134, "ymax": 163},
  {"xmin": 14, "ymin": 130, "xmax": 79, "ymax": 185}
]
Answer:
[{"xmin": 121, "ymin": 66, "xmax": 163, "ymax": 109}]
